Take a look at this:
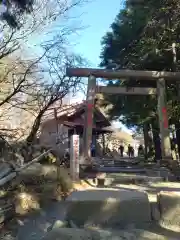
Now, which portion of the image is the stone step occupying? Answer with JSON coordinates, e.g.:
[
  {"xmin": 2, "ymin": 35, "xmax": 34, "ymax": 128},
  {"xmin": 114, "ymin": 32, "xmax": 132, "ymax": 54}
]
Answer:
[
  {"xmin": 97, "ymin": 167, "xmax": 146, "ymax": 173},
  {"xmin": 85, "ymin": 174, "xmax": 164, "ymax": 186},
  {"xmin": 104, "ymin": 175, "xmax": 163, "ymax": 186}
]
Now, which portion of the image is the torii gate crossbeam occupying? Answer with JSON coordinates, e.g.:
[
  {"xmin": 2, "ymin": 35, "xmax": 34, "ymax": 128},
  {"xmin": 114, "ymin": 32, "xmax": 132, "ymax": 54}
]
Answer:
[
  {"xmin": 97, "ymin": 86, "xmax": 157, "ymax": 95},
  {"xmin": 66, "ymin": 67, "xmax": 178, "ymax": 165},
  {"xmin": 66, "ymin": 68, "xmax": 180, "ymax": 80}
]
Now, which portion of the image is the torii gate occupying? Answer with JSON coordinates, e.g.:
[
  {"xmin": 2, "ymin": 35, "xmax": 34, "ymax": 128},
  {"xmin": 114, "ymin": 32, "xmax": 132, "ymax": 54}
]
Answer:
[{"xmin": 66, "ymin": 68, "xmax": 180, "ymax": 164}]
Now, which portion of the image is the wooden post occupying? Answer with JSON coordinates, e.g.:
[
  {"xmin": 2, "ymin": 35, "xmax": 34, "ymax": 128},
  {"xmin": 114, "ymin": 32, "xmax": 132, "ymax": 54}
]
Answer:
[
  {"xmin": 157, "ymin": 78, "xmax": 172, "ymax": 162},
  {"xmin": 83, "ymin": 75, "xmax": 96, "ymax": 163}
]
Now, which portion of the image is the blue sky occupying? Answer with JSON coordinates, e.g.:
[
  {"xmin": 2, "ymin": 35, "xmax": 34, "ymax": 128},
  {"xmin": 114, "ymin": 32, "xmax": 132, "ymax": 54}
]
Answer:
[
  {"xmin": 72, "ymin": 0, "xmax": 124, "ymax": 66},
  {"xmin": 70, "ymin": 0, "xmax": 132, "ymax": 133},
  {"xmin": 69, "ymin": 0, "xmax": 122, "ymax": 101}
]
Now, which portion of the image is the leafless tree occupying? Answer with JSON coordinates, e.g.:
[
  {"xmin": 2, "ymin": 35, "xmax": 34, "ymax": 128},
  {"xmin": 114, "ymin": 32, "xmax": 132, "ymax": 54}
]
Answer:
[
  {"xmin": 0, "ymin": 0, "xmax": 86, "ymax": 110},
  {"xmin": 26, "ymin": 51, "xmax": 86, "ymax": 143},
  {"xmin": 0, "ymin": 0, "xmax": 85, "ymax": 59},
  {"xmin": 4, "ymin": 40, "xmax": 86, "ymax": 162},
  {"xmin": 0, "ymin": 0, "xmax": 85, "ymax": 28},
  {"xmin": 0, "ymin": 0, "xmax": 88, "ymax": 163}
]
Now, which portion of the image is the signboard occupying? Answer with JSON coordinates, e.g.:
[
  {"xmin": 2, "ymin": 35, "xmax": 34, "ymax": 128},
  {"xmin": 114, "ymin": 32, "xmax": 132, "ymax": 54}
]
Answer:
[{"xmin": 70, "ymin": 135, "xmax": 79, "ymax": 181}]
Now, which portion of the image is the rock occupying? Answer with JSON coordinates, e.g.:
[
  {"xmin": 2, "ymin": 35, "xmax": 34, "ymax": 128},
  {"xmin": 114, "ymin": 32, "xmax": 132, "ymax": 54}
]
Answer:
[
  {"xmin": 15, "ymin": 192, "xmax": 40, "ymax": 215},
  {"xmin": 65, "ymin": 188, "xmax": 151, "ymax": 227},
  {"xmin": 158, "ymin": 191, "xmax": 180, "ymax": 230},
  {"xmin": 49, "ymin": 220, "xmax": 68, "ymax": 230},
  {"xmin": 42, "ymin": 228, "xmax": 93, "ymax": 240}
]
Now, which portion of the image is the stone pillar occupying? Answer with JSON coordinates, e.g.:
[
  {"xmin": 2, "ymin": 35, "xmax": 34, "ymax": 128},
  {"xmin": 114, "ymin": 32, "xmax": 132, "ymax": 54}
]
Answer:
[{"xmin": 70, "ymin": 135, "xmax": 80, "ymax": 181}]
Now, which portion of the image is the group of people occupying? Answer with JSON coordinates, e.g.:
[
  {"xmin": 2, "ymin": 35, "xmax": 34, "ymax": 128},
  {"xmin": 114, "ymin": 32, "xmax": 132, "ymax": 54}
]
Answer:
[
  {"xmin": 63, "ymin": 142, "xmax": 145, "ymax": 162},
  {"xmin": 119, "ymin": 144, "xmax": 134, "ymax": 158},
  {"xmin": 119, "ymin": 144, "xmax": 144, "ymax": 158}
]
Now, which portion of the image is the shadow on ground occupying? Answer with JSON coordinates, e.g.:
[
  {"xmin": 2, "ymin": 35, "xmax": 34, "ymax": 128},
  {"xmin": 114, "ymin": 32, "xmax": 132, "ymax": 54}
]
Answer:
[{"xmin": 0, "ymin": 201, "xmax": 67, "ymax": 240}]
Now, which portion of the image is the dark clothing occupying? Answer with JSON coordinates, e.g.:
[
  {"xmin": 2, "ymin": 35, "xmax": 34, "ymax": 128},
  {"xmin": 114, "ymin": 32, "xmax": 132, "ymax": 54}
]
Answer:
[
  {"xmin": 91, "ymin": 148, "xmax": 96, "ymax": 157},
  {"xmin": 64, "ymin": 152, "xmax": 70, "ymax": 159},
  {"xmin": 128, "ymin": 145, "xmax": 133, "ymax": 158},
  {"xmin": 138, "ymin": 145, "xmax": 144, "ymax": 157},
  {"xmin": 91, "ymin": 144, "xmax": 96, "ymax": 157},
  {"xmin": 119, "ymin": 145, "xmax": 124, "ymax": 157},
  {"xmin": 131, "ymin": 147, "xmax": 134, "ymax": 157}
]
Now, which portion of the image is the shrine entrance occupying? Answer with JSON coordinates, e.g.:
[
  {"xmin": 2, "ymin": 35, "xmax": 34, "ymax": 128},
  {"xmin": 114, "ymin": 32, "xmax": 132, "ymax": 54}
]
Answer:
[{"xmin": 66, "ymin": 67, "xmax": 180, "ymax": 165}]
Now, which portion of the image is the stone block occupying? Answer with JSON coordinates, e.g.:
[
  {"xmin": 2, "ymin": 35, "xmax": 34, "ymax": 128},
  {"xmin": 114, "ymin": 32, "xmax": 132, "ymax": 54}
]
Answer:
[
  {"xmin": 65, "ymin": 189, "xmax": 151, "ymax": 227},
  {"xmin": 42, "ymin": 227, "xmax": 173, "ymax": 240},
  {"xmin": 158, "ymin": 191, "xmax": 180, "ymax": 230}
]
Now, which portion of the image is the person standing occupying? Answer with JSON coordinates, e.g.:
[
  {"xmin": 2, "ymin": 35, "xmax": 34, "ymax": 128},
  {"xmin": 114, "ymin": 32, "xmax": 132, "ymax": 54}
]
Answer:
[
  {"xmin": 119, "ymin": 144, "xmax": 124, "ymax": 157},
  {"xmin": 131, "ymin": 146, "xmax": 134, "ymax": 158},
  {"xmin": 128, "ymin": 144, "xmax": 132, "ymax": 158},
  {"xmin": 91, "ymin": 142, "xmax": 96, "ymax": 157},
  {"xmin": 138, "ymin": 145, "xmax": 144, "ymax": 157}
]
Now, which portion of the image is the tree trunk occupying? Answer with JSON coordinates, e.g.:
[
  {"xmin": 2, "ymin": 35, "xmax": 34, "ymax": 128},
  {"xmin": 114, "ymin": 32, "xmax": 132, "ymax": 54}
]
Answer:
[
  {"xmin": 22, "ymin": 110, "xmax": 46, "ymax": 162},
  {"xmin": 26, "ymin": 111, "xmax": 45, "ymax": 144},
  {"xmin": 143, "ymin": 123, "xmax": 149, "ymax": 160}
]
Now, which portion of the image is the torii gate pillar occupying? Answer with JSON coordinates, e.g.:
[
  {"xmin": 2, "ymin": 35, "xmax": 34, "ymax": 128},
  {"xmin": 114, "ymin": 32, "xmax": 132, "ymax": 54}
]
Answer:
[
  {"xmin": 157, "ymin": 78, "xmax": 171, "ymax": 161},
  {"xmin": 83, "ymin": 75, "xmax": 96, "ymax": 162}
]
